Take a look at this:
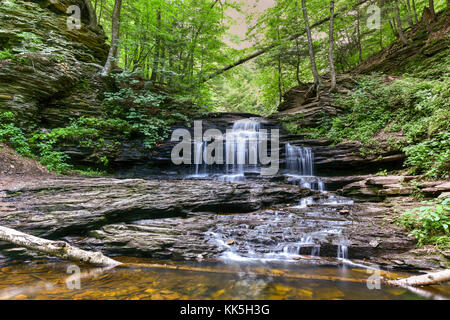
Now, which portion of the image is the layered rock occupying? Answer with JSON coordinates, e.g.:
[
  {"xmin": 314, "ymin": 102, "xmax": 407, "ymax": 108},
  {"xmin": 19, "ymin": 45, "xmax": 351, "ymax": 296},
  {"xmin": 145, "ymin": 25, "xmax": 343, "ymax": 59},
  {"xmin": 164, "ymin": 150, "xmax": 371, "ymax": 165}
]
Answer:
[
  {"xmin": 1, "ymin": 176, "xmax": 446, "ymax": 269},
  {"xmin": 0, "ymin": 0, "xmax": 108, "ymax": 128},
  {"xmin": 274, "ymin": 75, "xmax": 357, "ymax": 127},
  {"xmin": 338, "ymin": 175, "xmax": 450, "ymax": 200},
  {"xmin": 0, "ymin": 177, "xmax": 313, "ymax": 238},
  {"xmin": 279, "ymin": 136, "xmax": 405, "ymax": 175}
]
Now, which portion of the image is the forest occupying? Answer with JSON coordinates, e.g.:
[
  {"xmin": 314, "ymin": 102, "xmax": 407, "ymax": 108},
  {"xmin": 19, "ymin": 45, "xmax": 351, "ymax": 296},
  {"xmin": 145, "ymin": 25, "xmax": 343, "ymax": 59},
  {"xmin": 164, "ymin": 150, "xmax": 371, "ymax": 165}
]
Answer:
[{"xmin": 0, "ymin": 0, "xmax": 449, "ymax": 302}]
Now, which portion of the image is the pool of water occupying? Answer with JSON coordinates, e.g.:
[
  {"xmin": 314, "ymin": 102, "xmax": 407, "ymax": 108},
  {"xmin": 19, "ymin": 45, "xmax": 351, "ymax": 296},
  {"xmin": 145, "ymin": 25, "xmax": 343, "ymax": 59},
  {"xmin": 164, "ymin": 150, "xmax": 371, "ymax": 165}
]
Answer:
[{"xmin": 0, "ymin": 257, "xmax": 449, "ymax": 300}]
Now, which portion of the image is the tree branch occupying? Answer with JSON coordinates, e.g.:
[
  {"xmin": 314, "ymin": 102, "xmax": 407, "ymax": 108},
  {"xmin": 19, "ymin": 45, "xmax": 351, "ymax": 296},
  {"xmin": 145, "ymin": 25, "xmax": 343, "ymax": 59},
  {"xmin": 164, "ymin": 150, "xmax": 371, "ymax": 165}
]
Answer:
[{"xmin": 0, "ymin": 226, "xmax": 121, "ymax": 267}]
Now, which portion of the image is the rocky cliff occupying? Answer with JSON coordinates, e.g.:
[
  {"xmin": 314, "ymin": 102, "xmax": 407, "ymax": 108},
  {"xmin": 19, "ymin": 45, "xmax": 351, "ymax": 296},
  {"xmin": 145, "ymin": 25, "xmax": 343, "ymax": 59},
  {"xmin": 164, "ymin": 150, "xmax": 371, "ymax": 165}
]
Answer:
[{"xmin": 0, "ymin": 0, "xmax": 108, "ymax": 128}]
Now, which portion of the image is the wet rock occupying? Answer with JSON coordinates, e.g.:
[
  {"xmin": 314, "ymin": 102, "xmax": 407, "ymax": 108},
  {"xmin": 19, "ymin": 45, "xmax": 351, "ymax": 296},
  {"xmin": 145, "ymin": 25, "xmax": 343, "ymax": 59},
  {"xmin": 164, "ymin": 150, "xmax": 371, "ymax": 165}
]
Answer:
[
  {"xmin": 76, "ymin": 194, "xmax": 415, "ymax": 264},
  {"xmin": 279, "ymin": 137, "xmax": 405, "ymax": 175},
  {"xmin": 0, "ymin": 177, "xmax": 313, "ymax": 238},
  {"xmin": 338, "ymin": 176, "xmax": 450, "ymax": 200}
]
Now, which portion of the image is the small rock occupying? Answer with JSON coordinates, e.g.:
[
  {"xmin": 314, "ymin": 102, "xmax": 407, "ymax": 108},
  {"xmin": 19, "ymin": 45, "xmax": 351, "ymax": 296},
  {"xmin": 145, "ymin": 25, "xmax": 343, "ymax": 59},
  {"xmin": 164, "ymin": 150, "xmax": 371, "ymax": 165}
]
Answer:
[
  {"xmin": 338, "ymin": 209, "xmax": 350, "ymax": 215},
  {"xmin": 369, "ymin": 240, "xmax": 379, "ymax": 248}
]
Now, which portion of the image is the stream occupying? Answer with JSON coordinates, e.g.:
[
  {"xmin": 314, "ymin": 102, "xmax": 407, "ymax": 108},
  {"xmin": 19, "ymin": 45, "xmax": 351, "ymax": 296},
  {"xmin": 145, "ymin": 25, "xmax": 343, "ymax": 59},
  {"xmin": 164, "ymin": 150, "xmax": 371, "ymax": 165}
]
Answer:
[{"xmin": 0, "ymin": 118, "xmax": 448, "ymax": 300}]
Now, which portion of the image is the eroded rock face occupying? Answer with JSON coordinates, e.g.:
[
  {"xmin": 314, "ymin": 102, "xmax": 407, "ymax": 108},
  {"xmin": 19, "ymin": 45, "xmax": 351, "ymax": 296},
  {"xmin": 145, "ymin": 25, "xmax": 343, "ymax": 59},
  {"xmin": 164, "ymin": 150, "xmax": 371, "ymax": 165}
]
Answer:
[
  {"xmin": 1, "ymin": 177, "xmax": 444, "ymax": 269},
  {"xmin": 338, "ymin": 175, "xmax": 450, "ymax": 200},
  {"xmin": 0, "ymin": 177, "xmax": 313, "ymax": 237},
  {"xmin": 63, "ymin": 193, "xmax": 422, "ymax": 267},
  {"xmin": 0, "ymin": 0, "xmax": 108, "ymax": 128}
]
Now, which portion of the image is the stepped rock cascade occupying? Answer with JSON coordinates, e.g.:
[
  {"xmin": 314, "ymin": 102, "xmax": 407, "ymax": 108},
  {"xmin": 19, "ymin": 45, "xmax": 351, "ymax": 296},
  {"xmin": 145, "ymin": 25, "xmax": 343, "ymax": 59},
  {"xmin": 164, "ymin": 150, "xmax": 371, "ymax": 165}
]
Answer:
[{"xmin": 201, "ymin": 119, "xmax": 355, "ymax": 263}]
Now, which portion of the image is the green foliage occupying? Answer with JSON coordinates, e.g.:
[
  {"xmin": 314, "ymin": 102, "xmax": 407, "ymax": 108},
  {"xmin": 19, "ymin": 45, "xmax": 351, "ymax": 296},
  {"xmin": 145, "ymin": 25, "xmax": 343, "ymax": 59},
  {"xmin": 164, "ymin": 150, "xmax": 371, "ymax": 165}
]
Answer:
[
  {"xmin": 376, "ymin": 169, "xmax": 388, "ymax": 176},
  {"xmin": 404, "ymin": 132, "xmax": 450, "ymax": 178},
  {"xmin": 37, "ymin": 142, "xmax": 71, "ymax": 174},
  {"xmin": 0, "ymin": 49, "xmax": 28, "ymax": 64},
  {"xmin": 209, "ymin": 64, "xmax": 274, "ymax": 116},
  {"xmin": 0, "ymin": 112, "xmax": 31, "ymax": 156},
  {"xmin": 398, "ymin": 198, "xmax": 450, "ymax": 249},
  {"xmin": 297, "ymin": 75, "xmax": 450, "ymax": 178}
]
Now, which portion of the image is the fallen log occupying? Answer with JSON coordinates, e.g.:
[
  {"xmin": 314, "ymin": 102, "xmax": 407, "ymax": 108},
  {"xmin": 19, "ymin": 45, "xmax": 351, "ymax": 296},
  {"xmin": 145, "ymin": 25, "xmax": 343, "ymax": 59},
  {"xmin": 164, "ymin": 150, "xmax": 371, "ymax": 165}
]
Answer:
[
  {"xmin": 0, "ymin": 226, "xmax": 121, "ymax": 267},
  {"xmin": 388, "ymin": 270, "xmax": 450, "ymax": 287}
]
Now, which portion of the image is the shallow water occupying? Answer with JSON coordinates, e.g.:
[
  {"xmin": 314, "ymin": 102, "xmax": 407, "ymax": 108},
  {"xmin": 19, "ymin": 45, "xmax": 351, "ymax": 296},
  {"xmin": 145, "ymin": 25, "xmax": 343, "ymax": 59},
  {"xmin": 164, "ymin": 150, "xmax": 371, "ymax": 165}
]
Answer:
[{"xmin": 0, "ymin": 257, "xmax": 449, "ymax": 300}]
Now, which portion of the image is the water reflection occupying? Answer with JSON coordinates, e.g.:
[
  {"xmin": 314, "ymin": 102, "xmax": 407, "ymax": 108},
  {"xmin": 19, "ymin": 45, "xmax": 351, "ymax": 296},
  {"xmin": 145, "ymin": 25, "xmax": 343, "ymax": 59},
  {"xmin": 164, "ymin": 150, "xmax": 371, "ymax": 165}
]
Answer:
[{"xmin": 0, "ymin": 258, "xmax": 448, "ymax": 300}]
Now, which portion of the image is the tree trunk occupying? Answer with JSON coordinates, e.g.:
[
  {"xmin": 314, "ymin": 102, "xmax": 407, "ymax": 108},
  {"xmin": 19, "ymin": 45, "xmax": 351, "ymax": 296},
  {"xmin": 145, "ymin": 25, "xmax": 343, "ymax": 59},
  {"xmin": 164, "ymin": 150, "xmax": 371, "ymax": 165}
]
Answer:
[
  {"xmin": 0, "ymin": 226, "xmax": 121, "ymax": 267},
  {"xmin": 328, "ymin": 0, "xmax": 336, "ymax": 91},
  {"xmin": 406, "ymin": 0, "xmax": 415, "ymax": 26},
  {"xmin": 102, "ymin": 0, "xmax": 123, "ymax": 76},
  {"xmin": 98, "ymin": 0, "xmax": 103, "ymax": 22},
  {"xmin": 301, "ymin": 0, "xmax": 321, "ymax": 91},
  {"xmin": 83, "ymin": 0, "xmax": 98, "ymax": 27},
  {"xmin": 388, "ymin": 270, "xmax": 450, "ymax": 287},
  {"xmin": 276, "ymin": 27, "xmax": 283, "ymax": 104},
  {"xmin": 150, "ymin": 8, "xmax": 161, "ymax": 83},
  {"xmin": 412, "ymin": 0, "xmax": 418, "ymax": 23},
  {"xmin": 395, "ymin": 0, "xmax": 408, "ymax": 44},
  {"xmin": 429, "ymin": 0, "xmax": 436, "ymax": 20},
  {"xmin": 356, "ymin": 9, "xmax": 362, "ymax": 63}
]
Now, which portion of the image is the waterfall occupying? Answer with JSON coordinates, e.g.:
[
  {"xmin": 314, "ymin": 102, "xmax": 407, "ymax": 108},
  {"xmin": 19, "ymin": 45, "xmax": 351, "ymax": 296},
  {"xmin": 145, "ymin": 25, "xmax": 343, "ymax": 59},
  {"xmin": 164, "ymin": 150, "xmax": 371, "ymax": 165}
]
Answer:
[
  {"xmin": 193, "ymin": 141, "xmax": 207, "ymax": 176},
  {"xmin": 222, "ymin": 119, "xmax": 261, "ymax": 181},
  {"xmin": 285, "ymin": 143, "xmax": 324, "ymax": 191},
  {"xmin": 337, "ymin": 244, "xmax": 348, "ymax": 260},
  {"xmin": 285, "ymin": 143, "xmax": 313, "ymax": 175},
  {"xmin": 190, "ymin": 118, "xmax": 262, "ymax": 181}
]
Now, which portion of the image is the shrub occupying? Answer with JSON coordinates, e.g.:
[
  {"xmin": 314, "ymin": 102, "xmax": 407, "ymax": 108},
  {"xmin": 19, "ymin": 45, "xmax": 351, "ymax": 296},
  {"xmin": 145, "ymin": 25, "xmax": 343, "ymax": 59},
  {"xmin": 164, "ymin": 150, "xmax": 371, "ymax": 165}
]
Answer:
[
  {"xmin": 0, "ymin": 112, "xmax": 31, "ymax": 156},
  {"xmin": 398, "ymin": 198, "xmax": 450, "ymax": 249},
  {"xmin": 404, "ymin": 132, "xmax": 450, "ymax": 178}
]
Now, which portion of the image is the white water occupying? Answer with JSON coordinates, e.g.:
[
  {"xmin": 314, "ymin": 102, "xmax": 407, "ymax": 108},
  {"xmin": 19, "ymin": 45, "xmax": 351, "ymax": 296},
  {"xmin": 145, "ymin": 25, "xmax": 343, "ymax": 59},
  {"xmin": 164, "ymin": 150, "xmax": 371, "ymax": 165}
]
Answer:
[
  {"xmin": 197, "ymin": 119, "xmax": 359, "ymax": 266},
  {"xmin": 188, "ymin": 119, "xmax": 263, "ymax": 181},
  {"xmin": 284, "ymin": 143, "xmax": 325, "ymax": 191}
]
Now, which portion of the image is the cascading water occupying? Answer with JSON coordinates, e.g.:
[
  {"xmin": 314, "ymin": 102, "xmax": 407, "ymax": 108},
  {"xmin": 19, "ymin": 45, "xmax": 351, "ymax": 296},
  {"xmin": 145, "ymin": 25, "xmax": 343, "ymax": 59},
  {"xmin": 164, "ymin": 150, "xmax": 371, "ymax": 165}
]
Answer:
[
  {"xmin": 284, "ymin": 143, "xmax": 325, "ymax": 191},
  {"xmin": 190, "ymin": 118, "xmax": 263, "ymax": 182},
  {"xmin": 221, "ymin": 119, "xmax": 261, "ymax": 182},
  {"xmin": 194, "ymin": 141, "xmax": 207, "ymax": 176},
  {"xmin": 187, "ymin": 117, "xmax": 355, "ymax": 265}
]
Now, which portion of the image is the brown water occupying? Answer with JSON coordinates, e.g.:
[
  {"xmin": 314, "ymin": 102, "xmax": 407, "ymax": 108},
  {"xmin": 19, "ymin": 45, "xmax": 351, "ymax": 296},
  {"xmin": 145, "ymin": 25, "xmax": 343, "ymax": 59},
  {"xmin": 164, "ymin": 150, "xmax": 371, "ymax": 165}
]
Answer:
[{"xmin": 0, "ymin": 257, "xmax": 449, "ymax": 300}]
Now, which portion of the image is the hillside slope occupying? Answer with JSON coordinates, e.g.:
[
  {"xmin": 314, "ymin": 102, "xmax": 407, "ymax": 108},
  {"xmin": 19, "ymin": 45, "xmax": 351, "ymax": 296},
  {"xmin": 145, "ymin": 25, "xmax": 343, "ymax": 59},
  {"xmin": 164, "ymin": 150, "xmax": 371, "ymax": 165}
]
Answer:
[{"xmin": 274, "ymin": 9, "xmax": 449, "ymax": 178}]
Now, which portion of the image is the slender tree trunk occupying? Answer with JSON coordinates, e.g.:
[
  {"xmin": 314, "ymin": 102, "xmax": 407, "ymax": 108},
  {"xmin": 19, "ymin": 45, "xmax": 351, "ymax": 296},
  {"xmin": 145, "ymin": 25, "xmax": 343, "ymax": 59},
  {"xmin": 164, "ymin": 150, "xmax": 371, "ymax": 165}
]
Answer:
[
  {"xmin": 406, "ymin": 0, "xmax": 415, "ymax": 26},
  {"xmin": 276, "ymin": 27, "xmax": 283, "ymax": 104},
  {"xmin": 150, "ymin": 8, "xmax": 162, "ymax": 83},
  {"xmin": 102, "ymin": 0, "xmax": 123, "ymax": 76},
  {"xmin": 0, "ymin": 226, "xmax": 121, "ymax": 267},
  {"xmin": 328, "ymin": 0, "xmax": 336, "ymax": 91},
  {"xmin": 83, "ymin": 0, "xmax": 98, "ymax": 27},
  {"xmin": 379, "ymin": 0, "xmax": 384, "ymax": 49},
  {"xmin": 98, "ymin": 0, "xmax": 103, "ymax": 22},
  {"xmin": 356, "ymin": 9, "xmax": 362, "ymax": 63},
  {"xmin": 301, "ymin": 0, "xmax": 321, "ymax": 91},
  {"xmin": 395, "ymin": 0, "xmax": 408, "ymax": 44},
  {"xmin": 429, "ymin": 0, "xmax": 436, "ymax": 20},
  {"xmin": 412, "ymin": 0, "xmax": 418, "ymax": 23},
  {"xmin": 295, "ymin": 37, "xmax": 302, "ymax": 85}
]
